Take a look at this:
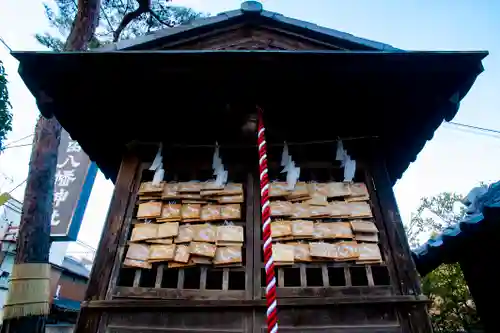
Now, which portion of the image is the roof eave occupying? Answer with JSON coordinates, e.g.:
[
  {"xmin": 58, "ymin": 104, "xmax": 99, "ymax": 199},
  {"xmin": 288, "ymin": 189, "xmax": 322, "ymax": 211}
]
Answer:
[{"xmin": 10, "ymin": 50, "xmax": 487, "ymax": 184}]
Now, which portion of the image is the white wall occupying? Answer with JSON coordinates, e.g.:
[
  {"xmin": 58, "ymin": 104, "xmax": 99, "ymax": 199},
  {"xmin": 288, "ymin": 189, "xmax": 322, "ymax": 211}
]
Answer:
[
  {"xmin": 49, "ymin": 242, "xmax": 70, "ymax": 267},
  {"xmin": 0, "ymin": 198, "xmax": 21, "ymax": 324}
]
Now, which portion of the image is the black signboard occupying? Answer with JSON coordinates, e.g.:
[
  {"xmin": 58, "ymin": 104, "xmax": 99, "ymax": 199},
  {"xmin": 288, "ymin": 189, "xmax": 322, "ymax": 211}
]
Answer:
[{"xmin": 50, "ymin": 130, "xmax": 97, "ymax": 241}]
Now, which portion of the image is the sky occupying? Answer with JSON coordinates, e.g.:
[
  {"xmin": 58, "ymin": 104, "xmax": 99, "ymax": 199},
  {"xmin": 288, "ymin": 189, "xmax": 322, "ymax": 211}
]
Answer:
[{"xmin": 0, "ymin": 0, "xmax": 499, "ymax": 253}]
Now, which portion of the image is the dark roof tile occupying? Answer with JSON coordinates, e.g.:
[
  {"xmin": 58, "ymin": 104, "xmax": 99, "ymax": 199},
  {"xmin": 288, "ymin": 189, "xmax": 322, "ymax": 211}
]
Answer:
[{"xmin": 413, "ymin": 181, "xmax": 500, "ymax": 276}]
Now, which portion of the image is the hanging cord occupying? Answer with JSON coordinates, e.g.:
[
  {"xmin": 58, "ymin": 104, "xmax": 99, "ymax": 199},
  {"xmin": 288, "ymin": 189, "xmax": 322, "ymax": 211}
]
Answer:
[
  {"xmin": 257, "ymin": 106, "xmax": 278, "ymax": 333},
  {"xmin": 7, "ymin": 179, "xmax": 27, "ymax": 194},
  {"xmin": 126, "ymin": 136, "xmax": 378, "ymax": 151}
]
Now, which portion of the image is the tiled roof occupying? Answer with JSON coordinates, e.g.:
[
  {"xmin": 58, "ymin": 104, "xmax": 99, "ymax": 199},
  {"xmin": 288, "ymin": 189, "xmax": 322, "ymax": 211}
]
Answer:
[{"xmin": 412, "ymin": 181, "xmax": 500, "ymax": 276}]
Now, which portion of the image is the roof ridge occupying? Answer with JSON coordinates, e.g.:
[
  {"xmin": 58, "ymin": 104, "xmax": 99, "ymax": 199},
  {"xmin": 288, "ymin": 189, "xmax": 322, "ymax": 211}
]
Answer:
[{"xmin": 95, "ymin": 1, "xmax": 400, "ymax": 52}]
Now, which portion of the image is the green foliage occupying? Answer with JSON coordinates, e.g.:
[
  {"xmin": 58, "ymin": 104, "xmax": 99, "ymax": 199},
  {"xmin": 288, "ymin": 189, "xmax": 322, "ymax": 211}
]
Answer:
[
  {"xmin": 36, "ymin": 0, "xmax": 205, "ymax": 51},
  {"xmin": 0, "ymin": 61, "xmax": 13, "ymax": 151},
  {"xmin": 405, "ymin": 192, "xmax": 466, "ymax": 248},
  {"xmin": 422, "ymin": 263, "xmax": 480, "ymax": 332},
  {"xmin": 406, "ymin": 192, "xmax": 481, "ymax": 332}
]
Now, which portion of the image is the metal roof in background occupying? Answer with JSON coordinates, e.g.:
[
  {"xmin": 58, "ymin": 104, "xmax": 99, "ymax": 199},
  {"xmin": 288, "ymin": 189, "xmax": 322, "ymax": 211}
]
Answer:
[
  {"xmin": 52, "ymin": 298, "xmax": 82, "ymax": 312},
  {"xmin": 62, "ymin": 256, "xmax": 90, "ymax": 279}
]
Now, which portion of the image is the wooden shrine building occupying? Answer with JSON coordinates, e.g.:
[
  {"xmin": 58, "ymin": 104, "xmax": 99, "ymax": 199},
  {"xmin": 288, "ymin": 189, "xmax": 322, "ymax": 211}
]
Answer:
[{"xmin": 13, "ymin": 2, "xmax": 486, "ymax": 332}]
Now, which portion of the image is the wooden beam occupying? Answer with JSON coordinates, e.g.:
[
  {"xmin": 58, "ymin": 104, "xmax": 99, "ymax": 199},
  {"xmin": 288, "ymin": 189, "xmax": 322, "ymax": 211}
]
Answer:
[
  {"xmin": 368, "ymin": 156, "xmax": 432, "ymax": 332},
  {"xmin": 364, "ymin": 167, "xmax": 400, "ymax": 294},
  {"xmin": 82, "ymin": 294, "xmax": 430, "ymax": 309},
  {"xmin": 74, "ymin": 153, "xmax": 141, "ymax": 333},
  {"xmin": 369, "ymin": 158, "xmax": 421, "ymax": 295}
]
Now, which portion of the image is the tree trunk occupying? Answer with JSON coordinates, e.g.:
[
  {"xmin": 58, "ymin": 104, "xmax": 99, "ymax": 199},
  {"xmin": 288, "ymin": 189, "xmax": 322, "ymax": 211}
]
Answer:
[
  {"xmin": 1, "ymin": 1, "xmax": 100, "ymax": 332},
  {"xmin": 64, "ymin": 0, "xmax": 102, "ymax": 51},
  {"xmin": 1, "ymin": 117, "xmax": 60, "ymax": 333}
]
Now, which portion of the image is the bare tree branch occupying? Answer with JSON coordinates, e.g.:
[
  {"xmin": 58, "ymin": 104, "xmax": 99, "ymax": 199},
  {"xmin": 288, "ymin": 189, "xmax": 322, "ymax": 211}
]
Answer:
[
  {"xmin": 124, "ymin": 0, "xmax": 132, "ymax": 14},
  {"xmin": 149, "ymin": 8, "xmax": 174, "ymax": 27},
  {"xmin": 113, "ymin": 0, "xmax": 149, "ymax": 41},
  {"xmin": 113, "ymin": 0, "xmax": 149, "ymax": 42},
  {"xmin": 113, "ymin": 0, "xmax": 174, "ymax": 42},
  {"xmin": 100, "ymin": 4, "xmax": 115, "ymax": 34}
]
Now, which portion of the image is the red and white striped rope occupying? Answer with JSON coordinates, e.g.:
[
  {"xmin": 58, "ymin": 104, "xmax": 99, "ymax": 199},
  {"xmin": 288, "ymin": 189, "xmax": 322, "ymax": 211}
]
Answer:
[{"xmin": 257, "ymin": 106, "xmax": 278, "ymax": 333}]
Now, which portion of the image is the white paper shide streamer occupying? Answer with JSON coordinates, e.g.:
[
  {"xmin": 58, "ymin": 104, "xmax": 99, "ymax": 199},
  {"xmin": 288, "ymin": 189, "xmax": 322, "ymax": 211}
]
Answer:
[
  {"xmin": 281, "ymin": 142, "xmax": 300, "ymax": 190},
  {"xmin": 150, "ymin": 144, "xmax": 165, "ymax": 186},
  {"xmin": 336, "ymin": 140, "xmax": 356, "ymax": 182},
  {"xmin": 213, "ymin": 142, "xmax": 228, "ymax": 187}
]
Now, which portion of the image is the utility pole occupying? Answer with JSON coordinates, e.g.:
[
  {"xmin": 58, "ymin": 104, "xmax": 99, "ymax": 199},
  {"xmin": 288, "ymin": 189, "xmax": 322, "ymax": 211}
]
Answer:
[{"xmin": 1, "ymin": 1, "xmax": 101, "ymax": 332}]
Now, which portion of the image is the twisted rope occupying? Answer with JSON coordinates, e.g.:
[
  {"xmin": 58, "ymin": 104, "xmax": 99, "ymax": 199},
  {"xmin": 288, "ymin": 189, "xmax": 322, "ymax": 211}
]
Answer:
[{"xmin": 257, "ymin": 106, "xmax": 278, "ymax": 333}]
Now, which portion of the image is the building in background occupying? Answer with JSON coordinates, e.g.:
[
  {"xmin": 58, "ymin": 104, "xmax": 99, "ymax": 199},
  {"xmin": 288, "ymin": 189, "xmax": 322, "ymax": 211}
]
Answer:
[
  {"xmin": 0, "ymin": 196, "xmax": 92, "ymax": 324},
  {"xmin": 0, "ymin": 196, "xmax": 22, "ymax": 318},
  {"xmin": 46, "ymin": 256, "xmax": 90, "ymax": 333}
]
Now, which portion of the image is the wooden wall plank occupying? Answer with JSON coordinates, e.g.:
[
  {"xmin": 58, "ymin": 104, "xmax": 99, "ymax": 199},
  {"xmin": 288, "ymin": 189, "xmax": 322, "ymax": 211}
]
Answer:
[
  {"xmin": 156, "ymin": 265, "xmax": 165, "ymax": 289},
  {"xmin": 344, "ymin": 267, "xmax": 352, "ymax": 287},
  {"xmin": 365, "ymin": 266, "xmax": 375, "ymax": 287},
  {"xmin": 107, "ymin": 309, "xmax": 246, "ymax": 332},
  {"xmin": 177, "ymin": 269, "xmax": 185, "ymax": 289},
  {"xmin": 223, "ymin": 268, "xmax": 230, "ymax": 291},
  {"xmin": 163, "ymin": 26, "xmax": 339, "ymax": 51},
  {"xmin": 300, "ymin": 264, "xmax": 307, "ymax": 287},
  {"xmin": 259, "ymin": 326, "xmax": 401, "ymax": 333},
  {"xmin": 254, "ymin": 303, "xmax": 401, "ymax": 332},
  {"xmin": 261, "ymin": 286, "xmax": 393, "ymax": 298},
  {"xmin": 133, "ymin": 270, "xmax": 142, "ymax": 287},
  {"xmin": 277, "ymin": 268, "xmax": 285, "ymax": 288},
  {"xmin": 321, "ymin": 265, "xmax": 329, "ymax": 287},
  {"xmin": 200, "ymin": 267, "xmax": 207, "ymax": 290}
]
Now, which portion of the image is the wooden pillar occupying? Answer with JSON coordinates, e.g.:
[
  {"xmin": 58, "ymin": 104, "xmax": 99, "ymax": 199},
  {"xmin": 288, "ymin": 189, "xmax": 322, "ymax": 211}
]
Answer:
[
  {"xmin": 370, "ymin": 157, "xmax": 432, "ymax": 333},
  {"xmin": 371, "ymin": 158, "xmax": 421, "ymax": 295},
  {"xmin": 74, "ymin": 153, "xmax": 141, "ymax": 333}
]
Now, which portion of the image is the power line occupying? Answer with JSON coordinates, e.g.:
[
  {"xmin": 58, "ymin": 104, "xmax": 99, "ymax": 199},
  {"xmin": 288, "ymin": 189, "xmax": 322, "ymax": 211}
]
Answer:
[
  {"xmin": 0, "ymin": 36, "xmax": 12, "ymax": 53},
  {"xmin": 443, "ymin": 122, "xmax": 500, "ymax": 140},
  {"xmin": 75, "ymin": 240, "xmax": 96, "ymax": 252},
  {"xmin": 131, "ymin": 135, "xmax": 380, "ymax": 150},
  {"xmin": 7, "ymin": 178, "xmax": 27, "ymax": 194},
  {"xmin": 3, "ymin": 143, "xmax": 32, "ymax": 150},
  {"xmin": 448, "ymin": 121, "xmax": 500, "ymax": 135},
  {"xmin": 4, "ymin": 134, "xmax": 34, "ymax": 148}
]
